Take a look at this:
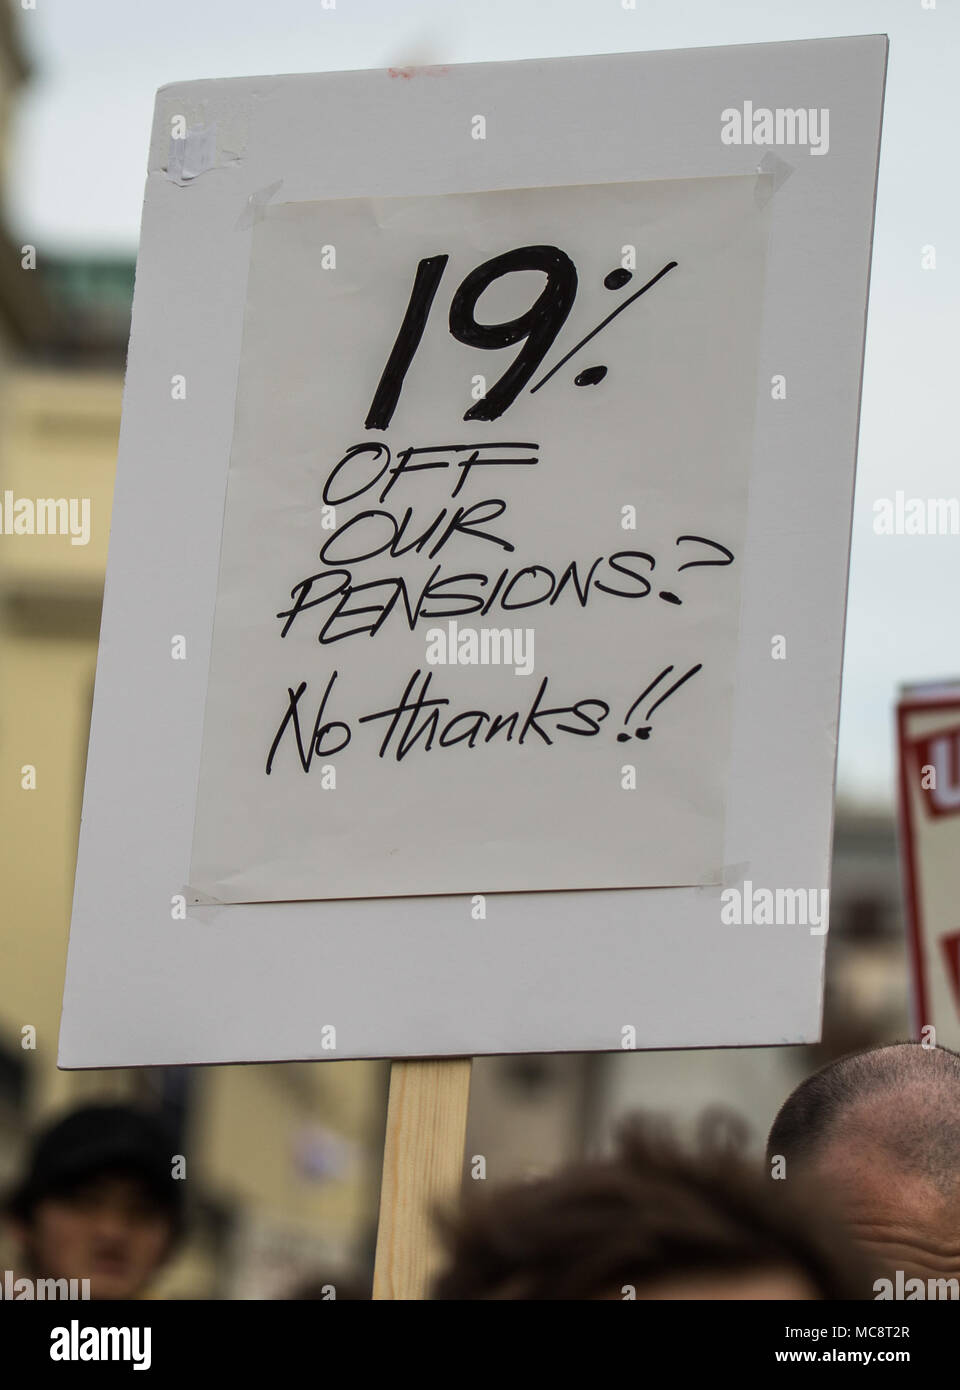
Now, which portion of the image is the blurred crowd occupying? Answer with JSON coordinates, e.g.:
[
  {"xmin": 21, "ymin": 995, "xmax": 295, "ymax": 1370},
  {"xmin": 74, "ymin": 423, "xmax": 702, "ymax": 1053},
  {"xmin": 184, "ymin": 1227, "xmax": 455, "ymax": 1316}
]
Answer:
[{"xmin": 3, "ymin": 1040, "xmax": 958, "ymax": 1301}]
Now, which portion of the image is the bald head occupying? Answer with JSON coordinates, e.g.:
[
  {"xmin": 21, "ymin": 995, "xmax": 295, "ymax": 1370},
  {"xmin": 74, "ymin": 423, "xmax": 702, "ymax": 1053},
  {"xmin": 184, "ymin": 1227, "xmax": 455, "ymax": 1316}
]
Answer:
[
  {"xmin": 768, "ymin": 1043, "xmax": 960, "ymax": 1285},
  {"xmin": 769, "ymin": 1043, "xmax": 960, "ymax": 1181}
]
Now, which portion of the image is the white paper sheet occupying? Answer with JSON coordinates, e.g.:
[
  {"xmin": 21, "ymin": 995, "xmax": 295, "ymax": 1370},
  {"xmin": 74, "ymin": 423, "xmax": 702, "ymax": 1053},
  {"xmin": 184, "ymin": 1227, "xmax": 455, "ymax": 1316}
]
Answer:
[{"xmin": 188, "ymin": 175, "xmax": 770, "ymax": 902}]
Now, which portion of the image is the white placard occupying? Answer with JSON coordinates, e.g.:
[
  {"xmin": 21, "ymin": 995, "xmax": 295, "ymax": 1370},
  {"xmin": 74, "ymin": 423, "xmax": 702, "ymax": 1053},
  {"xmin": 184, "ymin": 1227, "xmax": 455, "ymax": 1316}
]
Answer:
[
  {"xmin": 59, "ymin": 39, "xmax": 886, "ymax": 1067},
  {"xmin": 189, "ymin": 175, "xmax": 770, "ymax": 903}
]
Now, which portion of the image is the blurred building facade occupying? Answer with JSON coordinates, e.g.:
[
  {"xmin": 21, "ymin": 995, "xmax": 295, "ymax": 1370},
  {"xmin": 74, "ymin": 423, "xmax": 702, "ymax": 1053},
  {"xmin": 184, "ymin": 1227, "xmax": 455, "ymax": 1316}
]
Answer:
[
  {"xmin": 0, "ymin": 255, "xmax": 391, "ymax": 1297},
  {"xmin": 0, "ymin": 5, "xmax": 388, "ymax": 1298},
  {"xmin": 0, "ymin": 0, "xmax": 41, "ymax": 1223}
]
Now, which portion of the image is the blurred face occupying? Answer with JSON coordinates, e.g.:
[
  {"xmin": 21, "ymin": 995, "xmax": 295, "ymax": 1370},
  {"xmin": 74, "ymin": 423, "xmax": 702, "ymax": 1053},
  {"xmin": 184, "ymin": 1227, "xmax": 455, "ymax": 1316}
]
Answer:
[{"xmin": 20, "ymin": 1172, "xmax": 173, "ymax": 1299}]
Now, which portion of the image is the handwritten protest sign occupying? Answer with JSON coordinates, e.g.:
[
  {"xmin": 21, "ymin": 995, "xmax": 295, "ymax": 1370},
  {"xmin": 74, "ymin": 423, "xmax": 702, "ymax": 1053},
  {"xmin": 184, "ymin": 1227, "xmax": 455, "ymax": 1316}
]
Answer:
[
  {"xmin": 189, "ymin": 176, "xmax": 770, "ymax": 902},
  {"xmin": 58, "ymin": 40, "xmax": 886, "ymax": 1069}
]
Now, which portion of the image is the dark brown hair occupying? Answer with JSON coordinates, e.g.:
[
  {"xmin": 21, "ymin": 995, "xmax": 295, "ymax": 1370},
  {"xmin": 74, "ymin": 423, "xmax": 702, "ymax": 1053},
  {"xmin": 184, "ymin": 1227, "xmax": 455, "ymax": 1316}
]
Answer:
[{"xmin": 433, "ymin": 1113, "xmax": 867, "ymax": 1300}]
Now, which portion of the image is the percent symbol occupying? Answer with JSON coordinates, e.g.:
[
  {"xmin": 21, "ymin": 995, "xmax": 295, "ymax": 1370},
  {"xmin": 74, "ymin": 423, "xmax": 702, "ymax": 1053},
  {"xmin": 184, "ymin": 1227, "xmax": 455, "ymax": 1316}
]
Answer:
[{"xmin": 530, "ymin": 260, "xmax": 679, "ymax": 396}]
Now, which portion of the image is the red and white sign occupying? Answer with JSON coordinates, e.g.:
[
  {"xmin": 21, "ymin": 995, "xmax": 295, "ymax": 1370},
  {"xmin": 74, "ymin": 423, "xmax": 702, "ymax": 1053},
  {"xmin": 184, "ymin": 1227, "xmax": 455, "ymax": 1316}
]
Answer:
[{"xmin": 897, "ymin": 683, "xmax": 960, "ymax": 1044}]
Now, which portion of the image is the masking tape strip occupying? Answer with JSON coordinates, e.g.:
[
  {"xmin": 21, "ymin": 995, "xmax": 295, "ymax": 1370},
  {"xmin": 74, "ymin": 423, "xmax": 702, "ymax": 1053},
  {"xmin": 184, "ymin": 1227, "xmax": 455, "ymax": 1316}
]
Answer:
[
  {"xmin": 165, "ymin": 123, "xmax": 227, "ymax": 185},
  {"xmin": 696, "ymin": 861, "xmax": 751, "ymax": 896},
  {"xmin": 235, "ymin": 179, "xmax": 284, "ymax": 230},
  {"xmin": 754, "ymin": 152, "xmax": 794, "ymax": 207},
  {"xmin": 183, "ymin": 886, "xmax": 223, "ymax": 907}
]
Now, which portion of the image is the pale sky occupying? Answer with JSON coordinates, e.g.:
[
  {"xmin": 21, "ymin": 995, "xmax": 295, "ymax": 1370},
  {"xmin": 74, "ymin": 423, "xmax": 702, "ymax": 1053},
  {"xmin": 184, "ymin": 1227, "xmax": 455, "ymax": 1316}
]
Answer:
[{"xmin": 6, "ymin": 0, "xmax": 959, "ymax": 808}]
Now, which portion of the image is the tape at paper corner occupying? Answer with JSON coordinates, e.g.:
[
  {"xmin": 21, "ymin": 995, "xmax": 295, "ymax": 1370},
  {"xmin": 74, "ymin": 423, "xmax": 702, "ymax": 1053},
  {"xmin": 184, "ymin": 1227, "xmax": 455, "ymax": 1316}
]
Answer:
[
  {"xmin": 754, "ymin": 152, "xmax": 794, "ymax": 207},
  {"xmin": 695, "ymin": 861, "xmax": 751, "ymax": 897},
  {"xmin": 164, "ymin": 122, "xmax": 242, "ymax": 187},
  {"xmin": 182, "ymin": 884, "xmax": 225, "ymax": 907},
  {"xmin": 235, "ymin": 179, "xmax": 284, "ymax": 230}
]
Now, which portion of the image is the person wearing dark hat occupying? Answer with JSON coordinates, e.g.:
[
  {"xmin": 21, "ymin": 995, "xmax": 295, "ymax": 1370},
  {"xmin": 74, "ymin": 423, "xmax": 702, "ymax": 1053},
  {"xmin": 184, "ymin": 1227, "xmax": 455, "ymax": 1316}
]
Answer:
[{"xmin": 4, "ymin": 1103, "xmax": 184, "ymax": 1300}]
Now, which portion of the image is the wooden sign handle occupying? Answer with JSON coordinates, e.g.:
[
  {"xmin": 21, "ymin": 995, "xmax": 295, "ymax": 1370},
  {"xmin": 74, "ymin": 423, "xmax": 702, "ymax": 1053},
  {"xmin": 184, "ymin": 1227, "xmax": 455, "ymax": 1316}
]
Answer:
[{"xmin": 372, "ymin": 1057, "xmax": 473, "ymax": 1300}]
